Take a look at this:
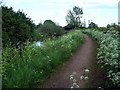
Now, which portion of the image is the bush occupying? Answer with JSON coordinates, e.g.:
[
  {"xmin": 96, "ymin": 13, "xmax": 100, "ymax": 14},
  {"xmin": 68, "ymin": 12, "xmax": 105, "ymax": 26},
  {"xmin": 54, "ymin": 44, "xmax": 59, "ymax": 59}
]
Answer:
[
  {"xmin": 2, "ymin": 6, "xmax": 36, "ymax": 47},
  {"xmin": 36, "ymin": 20, "xmax": 65, "ymax": 39}
]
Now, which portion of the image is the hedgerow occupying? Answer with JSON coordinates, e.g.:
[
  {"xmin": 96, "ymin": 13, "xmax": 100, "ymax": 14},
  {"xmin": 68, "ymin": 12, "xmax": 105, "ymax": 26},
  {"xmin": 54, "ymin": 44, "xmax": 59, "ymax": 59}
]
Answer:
[{"xmin": 82, "ymin": 29, "xmax": 120, "ymax": 87}]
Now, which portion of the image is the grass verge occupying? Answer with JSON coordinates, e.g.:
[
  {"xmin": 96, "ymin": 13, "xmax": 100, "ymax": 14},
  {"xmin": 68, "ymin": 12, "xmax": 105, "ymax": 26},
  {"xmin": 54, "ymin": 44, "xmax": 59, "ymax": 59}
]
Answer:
[{"xmin": 2, "ymin": 30, "xmax": 84, "ymax": 88}]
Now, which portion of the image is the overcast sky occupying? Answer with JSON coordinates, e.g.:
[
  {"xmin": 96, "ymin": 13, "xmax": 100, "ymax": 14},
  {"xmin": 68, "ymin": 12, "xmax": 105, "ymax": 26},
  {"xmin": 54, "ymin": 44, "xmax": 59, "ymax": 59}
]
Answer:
[{"xmin": 3, "ymin": 0, "xmax": 119, "ymax": 27}]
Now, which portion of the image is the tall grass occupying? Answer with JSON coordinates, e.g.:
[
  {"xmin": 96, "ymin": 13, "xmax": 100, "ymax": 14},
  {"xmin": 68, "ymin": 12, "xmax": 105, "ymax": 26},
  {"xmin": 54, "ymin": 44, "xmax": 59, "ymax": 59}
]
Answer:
[{"xmin": 2, "ymin": 30, "xmax": 84, "ymax": 88}]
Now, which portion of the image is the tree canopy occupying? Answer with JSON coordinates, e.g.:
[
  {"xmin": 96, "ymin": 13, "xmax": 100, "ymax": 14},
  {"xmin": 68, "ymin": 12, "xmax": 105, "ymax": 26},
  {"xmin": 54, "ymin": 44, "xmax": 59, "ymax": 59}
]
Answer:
[
  {"xmin": 66, "ymin": 6, "xmax": 83, "ymax": 28},
  {"xmin": 2, "ymin": 6, "xmax": 36, "ymax": 47}
]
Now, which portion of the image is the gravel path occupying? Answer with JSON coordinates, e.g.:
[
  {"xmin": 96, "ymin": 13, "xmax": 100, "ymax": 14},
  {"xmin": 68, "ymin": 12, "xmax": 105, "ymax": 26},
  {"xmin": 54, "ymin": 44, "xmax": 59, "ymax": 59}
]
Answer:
[{"xmin": 39, "ymin": 35, "xmax": 105, "ymax": 88}]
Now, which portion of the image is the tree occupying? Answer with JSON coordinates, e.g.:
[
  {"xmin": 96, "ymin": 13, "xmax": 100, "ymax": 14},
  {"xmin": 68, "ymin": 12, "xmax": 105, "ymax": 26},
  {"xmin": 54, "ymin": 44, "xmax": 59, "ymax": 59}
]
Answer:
[
  {"xmin": 64, "ymin": 24, "xmax": 75, "ymax": 31},
  {"xmin": 66, "ymin": 6, "xmax": 83, "ymax": 28},
  {"xmin": 2, "ymin": 6, "xmax": 36, "ymax": 47},
  {"xmin": 88, "ymin": 22, "xmax": 98, "ymax": 28},
  {"xmin": 36, "ymin": 20, "xmax": 65, "ymax": 39},
  {"xmin": 107, "ymin": 23, "xmax": 118, "ymax": 29},
  {"xmin": 107, "ymin": 24, "xmax": 110, "ymax": 28},
  {"xmin": 44, "ymin": 20, "xmax": 55, "ymax": 25}
]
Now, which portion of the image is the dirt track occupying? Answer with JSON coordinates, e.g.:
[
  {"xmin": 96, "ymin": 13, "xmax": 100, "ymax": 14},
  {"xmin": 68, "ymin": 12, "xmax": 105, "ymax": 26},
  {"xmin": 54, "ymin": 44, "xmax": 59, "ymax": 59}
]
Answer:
[{"xmin": 39, "ymin": 35, "xmax": 105, "ymax": 88}]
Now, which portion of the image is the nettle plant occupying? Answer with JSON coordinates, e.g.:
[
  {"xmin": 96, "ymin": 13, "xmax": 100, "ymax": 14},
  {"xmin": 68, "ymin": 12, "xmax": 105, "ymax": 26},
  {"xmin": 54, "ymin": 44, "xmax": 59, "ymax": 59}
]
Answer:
[{"xmin": 82, "ymin": 29, "xmax": 120, "ymax": 87}]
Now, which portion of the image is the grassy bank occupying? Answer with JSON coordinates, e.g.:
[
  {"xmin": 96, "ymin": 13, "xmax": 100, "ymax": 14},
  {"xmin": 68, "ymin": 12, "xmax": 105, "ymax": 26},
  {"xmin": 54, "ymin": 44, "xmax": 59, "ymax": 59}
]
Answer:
[{"xmin": 2, "ymin": 30, "xmax": 84, "ymax": 88}]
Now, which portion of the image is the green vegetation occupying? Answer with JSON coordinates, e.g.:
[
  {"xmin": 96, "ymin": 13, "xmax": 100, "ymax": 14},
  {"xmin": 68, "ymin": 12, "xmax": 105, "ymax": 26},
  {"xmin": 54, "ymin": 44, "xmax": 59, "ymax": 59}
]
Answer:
[
  {"xmin": 36, "ymin": 20, "xmax": 66, "ymax": 40},
  {"xmin": 1, "ymin": 4, "xmax": 120, "ymax": 88},
  {"xmin": 2, "ymin": 6, "xmax": 36, "ymax": 47},
  {"xmin": 88, "ymin": 22, "xmax": 98, "ymax": 28},
  {"xmin": 82, "ymin": 29, "xmax": 120, "ymax": 87},
  {"xmin": 65, "ymin": 6, "xmax": 83, "ymax": 29},
  {"xmin": 2, "ymin": 6, "xmax": 66, "ymax": 47},
  {"xmin": 2, "ymin": 31, "xmax": 84, "ymax": 88}
]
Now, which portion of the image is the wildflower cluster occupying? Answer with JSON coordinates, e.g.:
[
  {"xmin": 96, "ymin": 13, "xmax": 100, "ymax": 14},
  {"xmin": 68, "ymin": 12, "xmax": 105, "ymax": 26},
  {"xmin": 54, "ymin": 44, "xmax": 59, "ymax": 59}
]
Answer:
[
  {"xmin": 83, "ymin": 29, "xmax": 120, "ymax": 87},
  {"xmin": 70, "ymin": 69, "xmax": 90, "ymax": 88},
  {"xmin": 80, "ymin": 68, "xmax": 90, "ymax": 81},
  {"xmin": 70, "ymin": 72, "xmax": 80, "ymax": 89}
]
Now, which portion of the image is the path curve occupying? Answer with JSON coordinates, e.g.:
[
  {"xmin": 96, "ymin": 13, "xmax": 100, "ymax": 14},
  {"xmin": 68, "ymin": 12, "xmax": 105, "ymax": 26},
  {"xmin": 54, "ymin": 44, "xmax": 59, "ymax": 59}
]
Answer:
[{"xmin": 39, "ymin": 35, "xmax": 105, "ymax": 88}]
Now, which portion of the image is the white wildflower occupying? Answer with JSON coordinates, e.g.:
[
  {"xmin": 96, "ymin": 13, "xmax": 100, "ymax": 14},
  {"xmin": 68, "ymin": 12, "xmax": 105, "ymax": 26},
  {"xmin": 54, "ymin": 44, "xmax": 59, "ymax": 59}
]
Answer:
[
  {"xmin": 73, "ymin": 79, "xmax": 77, "ymax": 83},
  {"xmin": 84, "ymin": 76, "xmax": 89, "ymax": 80},
  {"xmin": 76, "ymin": 85, "xmax": 80, "ymax": 88},
  {"xmin": 71, "ymin": 86, "xmax": 74, "ymax": 89},
  {"xmin": 72, "ymin": 72, "xmax": 76, "ymax": 75},
  {"xmin": 70, "ymin": 74, "xmax": 74, "ymax": 78},
  {"xmin": 84, "ymin": 68, "xmax": 90, "ymax": 73},
  {"xmin": 80, "ymin": 75, "xmax": 84, "ymax": 80},
  {"xmin": 70, "ymin": 76, "xmax": 74, "ymax": 80},
  {"xmin": 73, "ymin": 83, "xmax": 77, "ymax": 86},
  {"xmin": 98, "ymin": 86, "xmax": 104, "ymax": 90}
]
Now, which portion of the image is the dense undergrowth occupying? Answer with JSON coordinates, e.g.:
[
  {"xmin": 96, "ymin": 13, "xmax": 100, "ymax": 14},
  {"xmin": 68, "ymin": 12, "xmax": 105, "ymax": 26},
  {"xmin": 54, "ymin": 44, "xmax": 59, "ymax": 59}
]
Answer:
[
  {"xmin": 82, "ymin": 29, "xmax": 120, "ymax": 88},
  {"xmin": 2, "ymin": 30, "xmax": 83, "ymax": 88}
]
